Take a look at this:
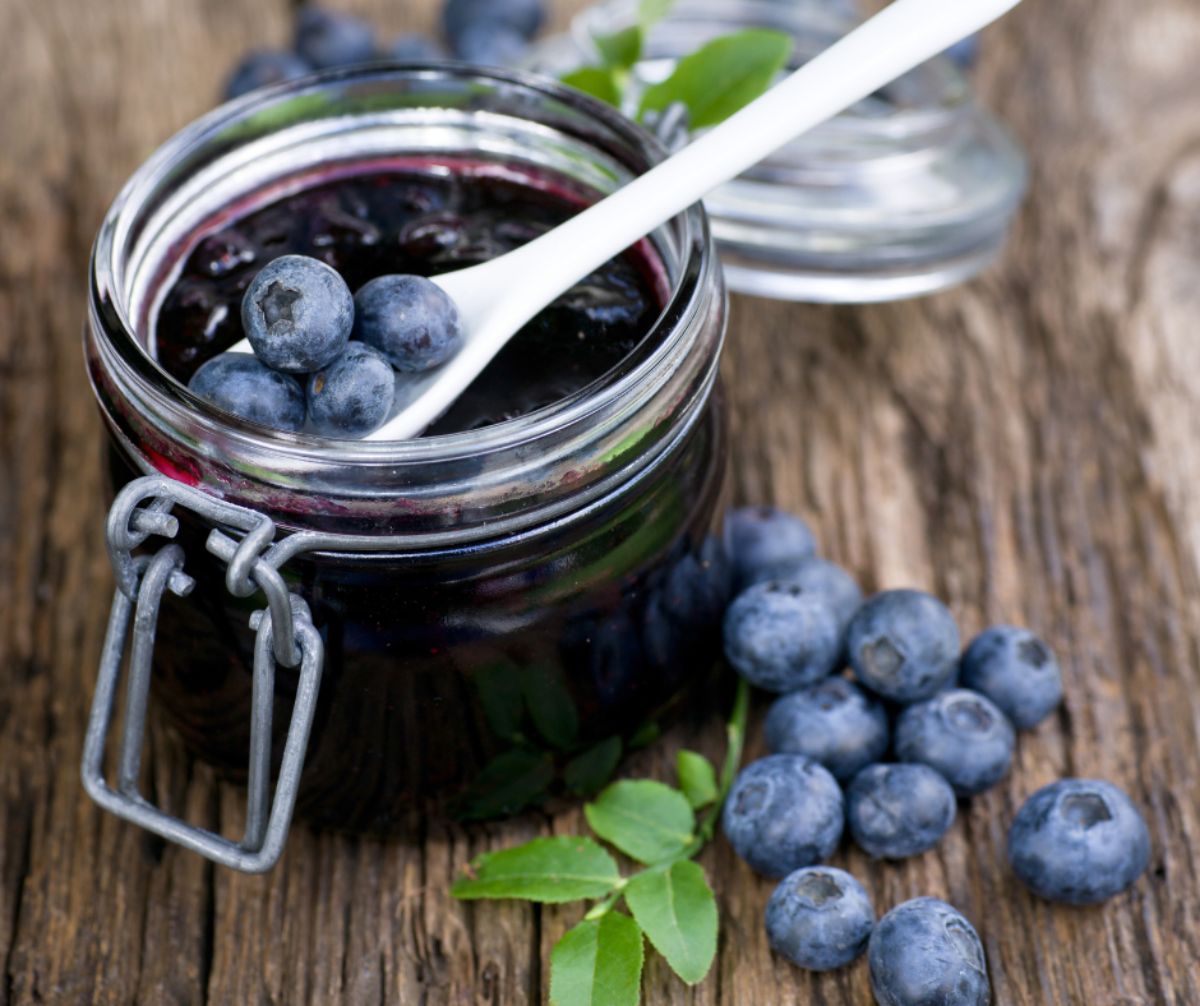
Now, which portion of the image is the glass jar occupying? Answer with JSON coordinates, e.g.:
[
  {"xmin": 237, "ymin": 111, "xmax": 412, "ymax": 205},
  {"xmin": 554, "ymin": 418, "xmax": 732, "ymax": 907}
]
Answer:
[
  {"xmin": 82, "ymin": 65, "xmax": 729, "ymax": 871},
  {"xmin": 530, "ymin": 0, "xmax": 1028, "ymax": 302}
]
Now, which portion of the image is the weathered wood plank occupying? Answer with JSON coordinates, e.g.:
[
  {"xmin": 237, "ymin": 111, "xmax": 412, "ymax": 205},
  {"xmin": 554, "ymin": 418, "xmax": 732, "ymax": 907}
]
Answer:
[{"xmin": 1, "ymin": 0, "xmax": 1199, "ymax": 1002}]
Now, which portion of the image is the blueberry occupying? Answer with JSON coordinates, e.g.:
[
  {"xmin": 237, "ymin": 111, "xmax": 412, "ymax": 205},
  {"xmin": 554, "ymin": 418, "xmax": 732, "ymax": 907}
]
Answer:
[
  {"xmin": 765, "ymin": 867, "xmax": 874, "ymax": 971},
  {"xmin": 242, "ymin": 255, "xmax": 354, "ymax": 373},
  {"xmin": 764, "ymin": 678, "xmax": 888, "ymax": 782},
  {"xmin": 723, "ymin": 581, "xmax": 843, "ymax": 693},
  {"xmin": 306, "ymin": 342, "xmax": 395, "ymax": 437},
  {"xmin": 724, "ymin": 506, "xmax": 817, "ymax": 589},
  {"xmin": 293, "ymin": 6, "xmax": 377, "ymax": 69},
  {"xmin": 895, "ymin": 689, "xmax": 1015, "ymax": 796},
  {"xmin": 771, "ymin": 557, "xmax": 863, "ymax": 630},
  {"xmin": 846, "ymin": 763, "xmax": 957, "ymax": 859},
  {"xmin": 187, "ymin": 352, "xmax": 306, "ymax": 433},
  {"xmin": 1008, "ymin": 779, "xmax": 1151, "ymax": 905},
  {"xmin": 847, "ymin": 589, "xmax": 960, "ymax": 703},
  {"xmin": 960, "ymin": 626, "xmax": 1063, "ymax": 729},
  {"xmin": 443, "ymin": 0, "xmax": 545, "ymax": 43},
  {"xmin": 868, "ymin": 898, "xmax": 989, "ymax": 1006},
  {"xmin": 353, "ymin": 274, "xmax": 464, "ymax": 373},
  {"xmin": 223, "ymin": 50, "xmax": 312, "ymax": 101},
  {"xmin": 387, "ymin": 34, "xmax": 446, "ymax": 61},
  {"xmin": 452, "ymin": 21, "xmax": 529, "ymax": 66},
  {"xmin": 722, "ymin": 755, "xmax": 843, "ymax": 877}
]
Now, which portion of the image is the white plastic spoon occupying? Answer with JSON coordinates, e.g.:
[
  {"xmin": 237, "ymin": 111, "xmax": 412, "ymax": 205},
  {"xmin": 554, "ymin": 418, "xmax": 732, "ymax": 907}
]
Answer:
[{"xmin": 228, "ymin": 0, "xmax": 1022, "ymax": 439}]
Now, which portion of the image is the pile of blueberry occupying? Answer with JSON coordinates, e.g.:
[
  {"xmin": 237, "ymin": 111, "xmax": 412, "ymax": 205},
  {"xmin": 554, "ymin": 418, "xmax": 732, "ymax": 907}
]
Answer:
[
  {"xmin": 187, "ymin": 254, "xmax": 462, "ymax": 437},
  {"xmin": 719, "ymin": 506, "xmax": 1152, "ymax": 1004},
  {"xmin": 224, "ymin": 0, "xmax": 546, "ymax": 101}
]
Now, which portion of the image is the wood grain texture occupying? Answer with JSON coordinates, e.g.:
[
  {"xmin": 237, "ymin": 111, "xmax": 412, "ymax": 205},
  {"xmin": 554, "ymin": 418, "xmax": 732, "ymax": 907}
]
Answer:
[{"xmin": 2, "ymin": 0, "xmax": 1199, "ymax": 1002}]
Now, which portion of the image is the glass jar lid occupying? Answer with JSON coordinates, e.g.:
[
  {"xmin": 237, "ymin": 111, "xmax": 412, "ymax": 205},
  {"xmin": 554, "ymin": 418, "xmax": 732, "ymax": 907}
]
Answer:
[{"xmin": 529, "ymin": 0, "xmax": 1028, "ymax": 303}]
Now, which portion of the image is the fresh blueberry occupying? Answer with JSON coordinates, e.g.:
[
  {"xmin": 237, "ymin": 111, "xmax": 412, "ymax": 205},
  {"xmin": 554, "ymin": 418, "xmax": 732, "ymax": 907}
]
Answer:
[
  {"xmin": 724, "ymin": 506, "xmax": 817, "ymax": 589},
  {"xmin": 722, "ymin": 755, "xmax": 844, "ymax": 877},
  {"xmin": 294, "ymin": 6, "xmax": 377, "ymax": 69},
  {"xmin": 960, "ymin": 626, "xmax": 1063, "ymax": 729},
  {"xmin": 306, "ymin": 342, "xmax": 396, "ymax": 437},
  {"xmin": 443, "ymin": 0, "xmax": 546, "ymax": 43},
  {"xmin": 452, "ymin": 21, "xmax": 529, "ymax": 66},
  {"xmin": 895, "ymin": 689, "xmax": 1015, "ymax": 796},
  {"xmin": 771, "ymin": 557, "xmax": 863, "ymax": 630},
  {"xmin": 846, "ymin": 763, "xmax": 957, "ymax": 859},
  {"xmin": 223, "ymin": 50, "xmax": 312, "ymax": 101},
  {"xmin": 868, "ymin": 898, "xmax": 990, "ymax": 1006},
  {"xmin": 242, "ymin": 255, "xmax": 354, "ymax": 373},
  {"xmin": 1008, "ymin": 779, "xmax": 1151, "ymax": 905},
  {"xmin": 353, "ymin": 274, "xmax": 464, "ymax": 373},
  {"xmin": 764, "ymin": 677, "xmax": 888, "ymax": 782},
  {"xmin": 765, "ymin": 867, "xmax": 875, "ymax": 971},
  {"xmin": 387, "ymin": 34, "xmax": 446, "ymax": 61},
  {"xmin": 847, "ymin": 589, "xmax": 960, "ymax": 703},
  {"xmin": 187, "ymin": 352, "xmax": 306, "ymax": 433},
  {"xmin": 723, "ymin": 581, "xmax": 842, "ymax": 693}
]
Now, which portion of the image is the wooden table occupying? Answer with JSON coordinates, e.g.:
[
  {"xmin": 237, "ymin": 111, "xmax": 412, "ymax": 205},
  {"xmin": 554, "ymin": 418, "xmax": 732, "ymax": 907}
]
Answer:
[{"xmin": 2, "ymin": 0, "xmax": 1199, "ymax": 1002}]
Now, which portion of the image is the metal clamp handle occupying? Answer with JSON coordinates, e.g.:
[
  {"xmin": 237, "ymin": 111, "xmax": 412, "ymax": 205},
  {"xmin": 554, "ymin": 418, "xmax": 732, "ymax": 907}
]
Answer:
[{"xmin": 82, "ymin": 476, "xmax": 325, "ymax": 873}]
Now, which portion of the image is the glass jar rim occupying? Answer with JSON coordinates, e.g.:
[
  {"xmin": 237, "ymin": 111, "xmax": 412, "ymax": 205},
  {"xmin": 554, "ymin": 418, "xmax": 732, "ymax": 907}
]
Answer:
[{"xmin": 89, "ymin": 62, "xmax": 714, "ymax": 467}]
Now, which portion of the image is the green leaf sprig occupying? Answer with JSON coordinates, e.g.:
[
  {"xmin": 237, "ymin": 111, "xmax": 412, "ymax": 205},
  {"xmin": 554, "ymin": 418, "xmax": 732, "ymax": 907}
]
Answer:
[
  {"xmin": 560, "ymin": 0, "xmax": 793, "ymax": 133},
  {"xmin": 452, "ymin": 678, "xmax": 751, "ymax": 1006}
]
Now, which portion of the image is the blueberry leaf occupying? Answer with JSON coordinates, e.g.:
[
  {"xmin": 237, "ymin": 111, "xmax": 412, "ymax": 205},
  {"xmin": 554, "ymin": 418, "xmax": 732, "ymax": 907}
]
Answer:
[
  {"xmin": 452, "ymin": 836, "xmax": 622, "ymax": 903},
  {"xmin": 676, "ymin": 750, "xmax": 719, "ymax": 809},
  {"xmin": 623, "ymin": 861, "xmax": 717, "ymax": 985},
  {"xmin": 473, "ymin": 660, "xmax": 526, "ymax": 742},
  {"xmin": 561, "ymin": 67, "xmax": 624, "ymax": 107},
  {"xmin": 521, "ymin": 664, "xmax": 580, "ymax": 750},
  {"xmin": 452, "ymin": 749, "xmax": 554, "ymax": 821},
  {"xmin": 585, "ymin": 780, "xmax": 695, "ymax": 865},
  {"xmin": 594, "ymin": 25, "xmax": 643, "ymax": 69},
  {"xmin": 638, "ymin": 0, "xmax": 675, "ymax": 28},
  {"xmin": 638, "ymin": 29, "xmax": 793, "ymax": 129},
  {"xmin": 566, "ymin": 736, "xmax": 625, "ymax": 797},
  {"xmin": 550, "ymin": 911, "xmax": 644, "ymax": 1006}
]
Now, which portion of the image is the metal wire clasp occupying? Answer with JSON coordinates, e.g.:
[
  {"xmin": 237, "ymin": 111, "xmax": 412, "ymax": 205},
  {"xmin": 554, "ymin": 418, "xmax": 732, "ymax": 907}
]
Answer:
[{"xmin": 82, "ymin": 476, "xmax": 325, "ymax": 873}]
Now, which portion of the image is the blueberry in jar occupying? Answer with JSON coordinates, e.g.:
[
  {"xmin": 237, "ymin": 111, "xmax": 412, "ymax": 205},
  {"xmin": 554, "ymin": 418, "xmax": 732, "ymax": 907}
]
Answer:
[
  {"xmin": 724, "ymin": 506, "xmax": 817, "ymax": 589},
  {"xmin": 895, "ymin": 689, "xmax": 1015, "ymax": 796},
  {"xmin": 722, "ymin": 755, "xmax": 843, "ymax": 877},
  {"xmin": 763, "ymin": 677, "xmax": 888, "ymax": 782},
  {"xmin": 242, "ymin": 254, "xmax": 354, "ymax": 373},
  {"xmin": 960, "ymin": 625, "xmax": 1063, "ymax": 729},
  {"xmin": 187, "ymin": 352, "xmax": 306, "ymax": 433},
  {"xmin": 846, "ymin": 763, "xmax": 957, "ymax": 859},
  {"xmin": 293, "ymin": 5, "xmax": 377, "ymax": 69},
  {"xmin": 443, "ymin": 0, "xmax": 546, "ymax": 44},
  {"xmin": 1008, "ymin": 778, "xmax": 1151, "ymax": 905},
  {"xmin": 306, "ymin": 342, "xmax": 396, "ymax": 438},
  {"xmin": 353, "ymin": 274, "xmax": 464, "ymax": 373},
  {"xmin": 765, "ymin": 866, "xmax": 875, "ymax": 971},
  {"xmin": 223, "ymin": 51, "xmax": 312, "ymax": 101},
  {"xmin": 868, "ymin": 898, "xmax": 990, "ymax": 1006},
  {"xmin": 847, "ymin": 589, "xmax": 960, "ymax": 703},
  {"xmin": 772, "ymin": 556, "xmax": 863, "ymax": 631},
  {"xmin": 723, "ymin": 581, "xmax": 843, "ymax": 693}
]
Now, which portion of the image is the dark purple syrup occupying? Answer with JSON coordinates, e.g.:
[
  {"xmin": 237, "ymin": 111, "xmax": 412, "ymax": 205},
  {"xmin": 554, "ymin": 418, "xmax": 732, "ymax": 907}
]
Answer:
[{"xmin": 155, "ymin": 161, "xmax": 666, "ymax": 435}]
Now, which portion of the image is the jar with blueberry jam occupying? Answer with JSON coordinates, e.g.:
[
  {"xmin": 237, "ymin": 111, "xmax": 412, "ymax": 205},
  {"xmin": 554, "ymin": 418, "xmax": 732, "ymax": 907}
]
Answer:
[{"xmin": 82, "ymin": 65, "xmax": 729, "ymax": 871}]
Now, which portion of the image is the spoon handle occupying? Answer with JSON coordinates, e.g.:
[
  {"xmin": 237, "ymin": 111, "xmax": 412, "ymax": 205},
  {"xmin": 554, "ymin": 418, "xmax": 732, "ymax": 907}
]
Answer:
[{"xmin": 441, "ymin": 0, "xmax": 1022, "ymax": 331}]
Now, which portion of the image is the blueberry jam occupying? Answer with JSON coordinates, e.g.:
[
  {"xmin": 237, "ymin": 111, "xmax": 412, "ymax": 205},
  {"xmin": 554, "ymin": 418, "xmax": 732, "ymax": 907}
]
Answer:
[
  {"xmin": 155, "ymin": 161, "xmax": 666, "ymax": 435},
  {"xmin": 122, "ymin": 161, "xmax": 728, "ymax": 834}
]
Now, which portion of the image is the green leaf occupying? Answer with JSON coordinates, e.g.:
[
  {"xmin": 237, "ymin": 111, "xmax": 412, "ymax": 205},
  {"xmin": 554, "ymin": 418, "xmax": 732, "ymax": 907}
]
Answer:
[
  {"xmin": 627, "ymin": 721, "xmax": 661, "ymax": 751},
  {"xmin": 550, "ymin": 911, "xmax": 644, "ymax": 1006},
  {"xmin": 452, "ymin": 749, "xmax": 554, "ymax": 822},
  {"xmin": 452, "ymin": 836, "xmax": 622, "ymax": 903},
  {"xmin": 520, "ymin": 664, "xmax": 580, "ymax": 751},
  {"xmin": 561, "ymin": 67, "xmax": 623, "ymax": 108},
  {"xmin": 676, "ymin": 750, "xmax": 719, "ymax": 809},
  {"xmin": 585, "ymin": 780, "xmax": 695, "ymax": 865},
  {"xmin": 638, "ymin": 0, "xmax": 675, "ymax": 28},
  {"xmin": 473, "ymin": 660, "xmax": 526, "ymax": 742},
  {"xmin": 566, "ymin": 737, "xmax": 624, "ymax": 797},
  {"xmin": 594, "ymin": 25, "xmax": 643, "ymax": 69},
  {"xmin": 638, "ymin": 29, "xmax": 793, "ymax": 129},
  {"xmin": 623, "ymin": 861, "xmax": 717, "ymax": 985}
]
